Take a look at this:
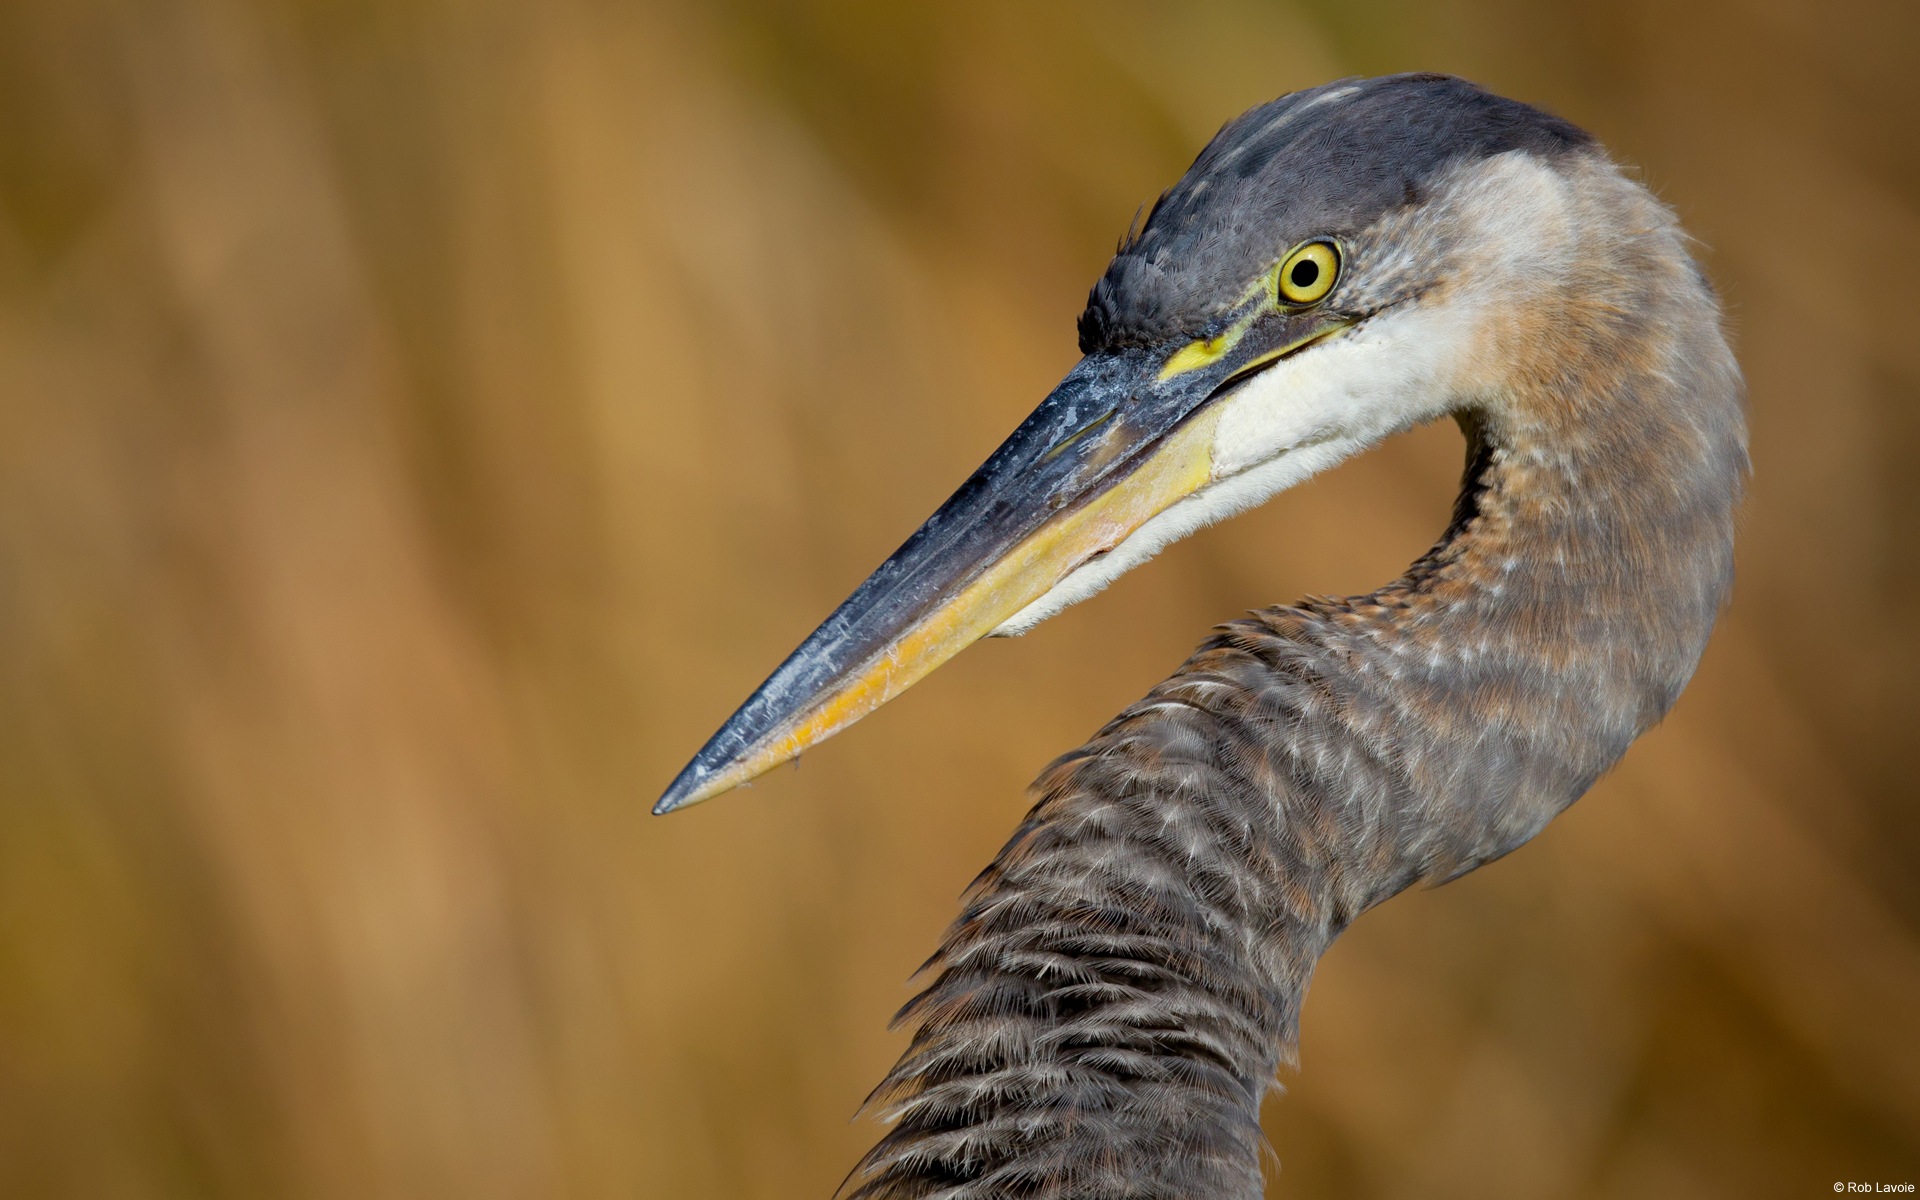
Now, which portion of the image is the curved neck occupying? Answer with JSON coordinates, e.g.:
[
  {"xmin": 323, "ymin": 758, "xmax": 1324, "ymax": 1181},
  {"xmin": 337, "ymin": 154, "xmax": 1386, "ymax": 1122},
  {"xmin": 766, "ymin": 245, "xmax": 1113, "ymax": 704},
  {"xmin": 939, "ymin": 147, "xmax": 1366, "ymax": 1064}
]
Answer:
[
  {"xmin": 1348, "ymin": 207, "xmax": 1747, "ymax": 883},
  {"xmin": 845, "ymin": 205, "xmax": 1745, "ymax": 1200}
]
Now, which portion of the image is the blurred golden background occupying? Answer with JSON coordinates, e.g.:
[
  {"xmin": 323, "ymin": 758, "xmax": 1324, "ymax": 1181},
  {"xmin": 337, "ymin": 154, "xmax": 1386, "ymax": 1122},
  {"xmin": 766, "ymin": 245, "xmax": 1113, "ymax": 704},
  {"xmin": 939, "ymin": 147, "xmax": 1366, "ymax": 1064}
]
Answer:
[{"xmin": 1, "ymin": 0, "xmax": 1916, "ymax": 1196}]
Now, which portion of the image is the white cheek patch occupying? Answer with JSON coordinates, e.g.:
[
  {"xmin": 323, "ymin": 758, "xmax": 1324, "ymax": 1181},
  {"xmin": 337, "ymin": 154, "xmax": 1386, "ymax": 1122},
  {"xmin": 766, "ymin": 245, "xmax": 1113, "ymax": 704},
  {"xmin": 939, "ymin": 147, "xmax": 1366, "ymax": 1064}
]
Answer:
[
  {"xmin": 1210, "ymin": 300, "xmax": 1476, "ymax": 477},
  {"xmin": 989, "ymin": 301, "xmax": 1475, "ymax": 637},
  {"xmin": 989, "ymin": 436, "xmax": 1371, "ymax": 636}
]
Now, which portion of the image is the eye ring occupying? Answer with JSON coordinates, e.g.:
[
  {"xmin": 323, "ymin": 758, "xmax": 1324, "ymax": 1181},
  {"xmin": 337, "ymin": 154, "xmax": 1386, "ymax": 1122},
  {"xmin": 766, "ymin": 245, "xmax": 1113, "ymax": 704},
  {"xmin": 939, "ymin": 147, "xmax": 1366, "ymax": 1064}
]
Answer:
[{"xmin": 1276, "ymin": 240, "xmax": 1340, "ymax": 306}]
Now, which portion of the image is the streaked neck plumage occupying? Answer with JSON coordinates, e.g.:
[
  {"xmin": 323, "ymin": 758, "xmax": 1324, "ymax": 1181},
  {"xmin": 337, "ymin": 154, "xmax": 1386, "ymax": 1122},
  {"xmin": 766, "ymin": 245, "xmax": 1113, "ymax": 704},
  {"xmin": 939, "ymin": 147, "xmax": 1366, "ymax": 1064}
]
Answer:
[{"xmin": 844, "ymin": 156, "xmax": 1745, "ymax": 1200}]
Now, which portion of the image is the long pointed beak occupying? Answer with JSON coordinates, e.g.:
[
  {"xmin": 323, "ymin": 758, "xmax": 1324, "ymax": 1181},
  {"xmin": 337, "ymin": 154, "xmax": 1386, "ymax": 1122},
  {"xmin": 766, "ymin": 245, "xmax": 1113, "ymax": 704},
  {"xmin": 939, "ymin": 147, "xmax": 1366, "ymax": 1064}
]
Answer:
[{"xmin": 653, "ymin": 341, "xmax": 1277, "ymax": 814}]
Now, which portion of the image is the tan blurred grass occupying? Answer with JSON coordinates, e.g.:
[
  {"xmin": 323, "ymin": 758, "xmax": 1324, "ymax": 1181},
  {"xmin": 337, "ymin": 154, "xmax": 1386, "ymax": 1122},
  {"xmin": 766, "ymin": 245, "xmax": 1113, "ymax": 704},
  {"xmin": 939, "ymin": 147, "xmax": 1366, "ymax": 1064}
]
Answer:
[{"xmin": 0, "ymin": 0, "xmax": 1915, "ymax": 1196}]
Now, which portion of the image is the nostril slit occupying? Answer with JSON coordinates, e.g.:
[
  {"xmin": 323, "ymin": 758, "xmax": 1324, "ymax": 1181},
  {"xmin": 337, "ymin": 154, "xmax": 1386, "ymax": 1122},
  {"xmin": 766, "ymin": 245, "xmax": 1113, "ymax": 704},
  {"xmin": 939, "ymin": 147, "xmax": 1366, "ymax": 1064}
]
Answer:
[{"xmin": 1042, "ymin": 407, "xmax": 1119, "ymax": 463}]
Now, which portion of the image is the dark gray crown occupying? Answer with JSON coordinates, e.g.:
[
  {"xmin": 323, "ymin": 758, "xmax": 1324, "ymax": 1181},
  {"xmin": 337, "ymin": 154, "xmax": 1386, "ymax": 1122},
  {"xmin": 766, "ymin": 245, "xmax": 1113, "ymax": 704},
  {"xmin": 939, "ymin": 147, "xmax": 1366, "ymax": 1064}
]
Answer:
[{"xmin": 1077, "ymin": 73, "xmax": 1594, "ymax": 352}]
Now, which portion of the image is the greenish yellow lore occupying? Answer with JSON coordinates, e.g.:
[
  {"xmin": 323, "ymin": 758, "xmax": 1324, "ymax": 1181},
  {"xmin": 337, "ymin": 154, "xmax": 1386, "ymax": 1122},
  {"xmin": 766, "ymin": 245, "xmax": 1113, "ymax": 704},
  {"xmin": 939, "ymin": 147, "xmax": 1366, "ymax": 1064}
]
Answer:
[
  {"xmin": 1160, "ymin": 313, "xmax": 1256, "ymax": 381},
  {"xmin": 1161, "ymin": 241, "xmax": 1341, "ymax": 384}
]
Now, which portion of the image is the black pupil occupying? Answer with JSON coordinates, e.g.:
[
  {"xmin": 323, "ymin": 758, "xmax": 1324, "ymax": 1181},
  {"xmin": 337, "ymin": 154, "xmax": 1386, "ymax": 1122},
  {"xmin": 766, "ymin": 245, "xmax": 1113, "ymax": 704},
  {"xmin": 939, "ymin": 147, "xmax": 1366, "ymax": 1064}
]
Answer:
[{"xmin": 1290, "ymin": 259, "xmax": 1320, "ymax": 290}]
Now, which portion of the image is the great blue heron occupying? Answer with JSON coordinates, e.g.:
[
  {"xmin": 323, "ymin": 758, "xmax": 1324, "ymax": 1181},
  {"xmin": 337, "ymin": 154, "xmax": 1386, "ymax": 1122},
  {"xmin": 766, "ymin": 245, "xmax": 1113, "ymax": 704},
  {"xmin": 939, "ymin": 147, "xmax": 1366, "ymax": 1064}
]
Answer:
[{"xmin": 656, "ymin": 74, "xmax": 1745, "ymax": 1199}]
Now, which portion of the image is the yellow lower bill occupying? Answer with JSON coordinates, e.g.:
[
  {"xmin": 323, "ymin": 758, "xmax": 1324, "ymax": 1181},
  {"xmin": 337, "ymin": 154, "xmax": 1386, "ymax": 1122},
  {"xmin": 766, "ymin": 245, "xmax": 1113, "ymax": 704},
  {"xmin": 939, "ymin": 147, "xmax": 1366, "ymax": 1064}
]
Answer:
[{"xmin": 675, "ymin": 405, "xmax": 1224, "ymax": 807}]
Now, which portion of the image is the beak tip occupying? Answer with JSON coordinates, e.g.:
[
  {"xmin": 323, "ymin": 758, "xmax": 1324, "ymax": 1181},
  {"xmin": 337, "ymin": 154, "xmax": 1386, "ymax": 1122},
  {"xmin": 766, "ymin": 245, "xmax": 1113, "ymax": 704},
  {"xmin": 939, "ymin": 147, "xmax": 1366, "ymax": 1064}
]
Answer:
[
  {"xmin": 652, "ymin": 763, "xmax": 715, "ymax": 815},
  {"xmin": 655, "ymin": 744, "xmax": 759, "ymax": 814}
]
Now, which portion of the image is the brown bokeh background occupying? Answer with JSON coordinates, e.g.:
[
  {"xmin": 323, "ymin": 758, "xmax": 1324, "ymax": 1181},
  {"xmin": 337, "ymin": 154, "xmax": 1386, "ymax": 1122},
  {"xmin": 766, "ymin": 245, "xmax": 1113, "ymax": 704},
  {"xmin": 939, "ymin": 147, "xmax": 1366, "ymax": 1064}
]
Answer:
[{"xmin": 2, "ymin": 1, "xmax": 1916, "ymax": 1196}]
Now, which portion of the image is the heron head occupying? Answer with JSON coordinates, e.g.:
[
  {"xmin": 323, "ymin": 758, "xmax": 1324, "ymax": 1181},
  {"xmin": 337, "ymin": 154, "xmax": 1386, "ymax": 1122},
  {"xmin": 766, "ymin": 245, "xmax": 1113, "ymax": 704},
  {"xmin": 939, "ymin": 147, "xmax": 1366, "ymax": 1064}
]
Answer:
[{"xmin": 657, "ymin": 73, "xmax": 1605, "ymax": 813}]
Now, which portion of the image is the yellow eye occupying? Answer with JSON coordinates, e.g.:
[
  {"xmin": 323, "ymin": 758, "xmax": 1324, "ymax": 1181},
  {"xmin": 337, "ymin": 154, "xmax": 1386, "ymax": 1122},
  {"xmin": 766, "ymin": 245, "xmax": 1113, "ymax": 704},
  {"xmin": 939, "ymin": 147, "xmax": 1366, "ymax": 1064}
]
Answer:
[{"xmin": 1276, "ymin": 240, "xmax": 1339, "ymax": 306}]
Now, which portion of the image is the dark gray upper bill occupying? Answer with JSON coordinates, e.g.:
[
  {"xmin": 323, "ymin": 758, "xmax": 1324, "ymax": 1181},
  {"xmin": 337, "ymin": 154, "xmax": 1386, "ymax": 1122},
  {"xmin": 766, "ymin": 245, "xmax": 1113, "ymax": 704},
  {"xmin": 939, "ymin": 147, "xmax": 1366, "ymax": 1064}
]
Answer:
[{"xmin": 653, "ymin": 348, "xmax": 1212, "ymax": 814}]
